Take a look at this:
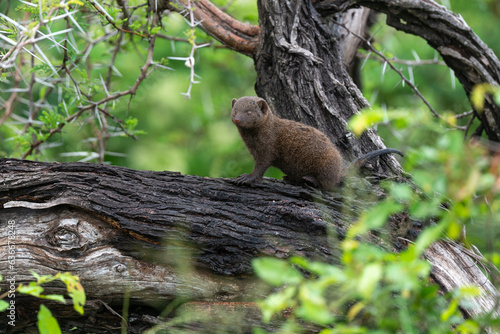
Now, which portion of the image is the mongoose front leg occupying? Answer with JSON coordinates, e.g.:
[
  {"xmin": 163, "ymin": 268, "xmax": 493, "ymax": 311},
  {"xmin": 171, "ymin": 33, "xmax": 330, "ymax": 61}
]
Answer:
[{"xmin": 236, "ymin": 158, "xmax": 271, "ymax": 185}]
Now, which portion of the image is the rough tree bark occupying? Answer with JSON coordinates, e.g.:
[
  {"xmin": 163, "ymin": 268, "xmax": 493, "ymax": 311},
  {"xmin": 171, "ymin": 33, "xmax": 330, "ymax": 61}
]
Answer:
[
  {"xmin": 0, "ymin": 159, "xmax": 497, "ymax": 332},
  {"xmin": 0, "ymin": 159, "xmax": 498, "ymax": 331},
  {"xmin": 2, "ymin": 0, "xmax": 500, "ymax": 332},
  {"xmin": 0, "ymin": 159, "xmax": 395, "ymax": 331}
]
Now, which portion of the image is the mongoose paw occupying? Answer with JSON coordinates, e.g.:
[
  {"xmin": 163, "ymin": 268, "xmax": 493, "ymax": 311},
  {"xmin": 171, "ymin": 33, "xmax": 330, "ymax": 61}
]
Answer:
[{"xmin": 235, "ymin": 173, "xmax": 258, "ymax": 185}]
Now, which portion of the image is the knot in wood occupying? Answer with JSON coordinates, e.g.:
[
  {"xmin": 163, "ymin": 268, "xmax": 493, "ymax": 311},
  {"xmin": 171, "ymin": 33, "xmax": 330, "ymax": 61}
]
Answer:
[
  {"xmin": 114, "ymin": 264, "xmax": 127, "ymax": 273},
  {"xmin": 53, "ymin": 227, "xmax": 80, "ymax": 249}
]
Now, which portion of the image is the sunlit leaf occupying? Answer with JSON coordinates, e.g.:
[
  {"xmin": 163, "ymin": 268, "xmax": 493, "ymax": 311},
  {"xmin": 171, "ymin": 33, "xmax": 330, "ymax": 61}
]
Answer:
[
  {"xmin": 348, "ymin": 109, "xmax": 385, "ymax": 136},
  {"xmin": 253, "ymin": 258, "xmax": 303, "ymax": 287},
  {"xmin": 357, "ymin": 263, "xmax": 383, "ymax": 300},
  {"xmin": 37, "ymin": 305, "xmax": 61, "ymax": 334}
]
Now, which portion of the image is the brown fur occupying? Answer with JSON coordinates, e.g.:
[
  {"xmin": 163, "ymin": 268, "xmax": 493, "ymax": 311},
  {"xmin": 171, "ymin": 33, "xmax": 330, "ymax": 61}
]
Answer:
[{"xmin": 231, "ymin": 96, "xmax": 344, "ymax": 191}]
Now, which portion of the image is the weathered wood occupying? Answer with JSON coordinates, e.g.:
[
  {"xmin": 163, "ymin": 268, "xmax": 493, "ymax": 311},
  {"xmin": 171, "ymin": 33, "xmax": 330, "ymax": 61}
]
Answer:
[
  {"xmin": 0, "ymin": 159, "xmax": 353, "ymax": 277},
  {"xmin": 424, "ymin": 241, "xmax": 500, "ymax": 321},
  {"xmin": 0, "ymin": 158, "xmax": 498, "ymax": 332},
  {"xmin": 0, "ymin": 158, "xmax": 395, "ymax": 331},
  {"xmin": 0, "ymin": 158, "xmax": 385, "ymax": 331}
]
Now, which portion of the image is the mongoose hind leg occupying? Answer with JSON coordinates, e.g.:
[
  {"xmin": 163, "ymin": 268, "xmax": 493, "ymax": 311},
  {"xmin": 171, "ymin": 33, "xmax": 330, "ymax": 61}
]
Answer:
[
  {"xmin": 282, "ymin": 175, "xmax": 319, "ymax": 188},
  {"xmin": 302, "ymin": 176, "xmax": 320, "ymax": 188}
]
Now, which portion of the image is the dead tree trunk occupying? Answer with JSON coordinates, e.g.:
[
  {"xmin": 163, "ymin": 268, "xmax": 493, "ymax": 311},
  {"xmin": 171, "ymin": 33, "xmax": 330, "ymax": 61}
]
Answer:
[
  {"xmin": 0, "ymin": 159, "xmax": 498, "ymax": 332},
  {"xmin": 0, "ymin": 158, "xmax": 384, "ymax": 331}
]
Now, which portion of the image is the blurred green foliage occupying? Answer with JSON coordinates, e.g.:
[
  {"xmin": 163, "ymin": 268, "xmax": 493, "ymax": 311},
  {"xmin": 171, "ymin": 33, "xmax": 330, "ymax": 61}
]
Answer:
[
  {"xmin": 1, "ymin": 0, "xmax": 499, "ymax": 264},
  {"xmin": 1, "ymin": 271, "xmax": 85, "ymax": 334}
]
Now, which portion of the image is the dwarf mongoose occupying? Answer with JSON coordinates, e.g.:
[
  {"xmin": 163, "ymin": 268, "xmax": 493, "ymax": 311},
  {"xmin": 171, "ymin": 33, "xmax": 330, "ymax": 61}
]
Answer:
[{"xmin": 231, "ymin": 96, "xmax": 402, "ymax": 191}]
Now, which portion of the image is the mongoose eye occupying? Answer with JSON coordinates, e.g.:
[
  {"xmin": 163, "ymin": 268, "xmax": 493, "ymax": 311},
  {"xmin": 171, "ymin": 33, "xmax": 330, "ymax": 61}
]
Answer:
[{"xmin": 247, "ymin": 111, "xmax": 252, "ymax": 115}]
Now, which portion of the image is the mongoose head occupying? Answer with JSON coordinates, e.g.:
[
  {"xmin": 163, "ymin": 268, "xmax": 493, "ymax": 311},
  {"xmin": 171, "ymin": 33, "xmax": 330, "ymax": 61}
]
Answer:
[{"xmin": 231, "ymin": 96, "xmax": 270, "ymax": 129}]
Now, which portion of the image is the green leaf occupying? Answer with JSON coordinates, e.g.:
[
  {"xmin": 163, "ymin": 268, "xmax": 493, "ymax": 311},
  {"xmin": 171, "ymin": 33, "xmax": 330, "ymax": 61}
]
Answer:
[
  {"xmin": 296, "ymin": 282, "xmax": 333, "ymax": 325},
  {"xmin": 290, "ymin": 256, "xmax": 346, "ymax": 283},
  {"xmin": 346, "ymin": 302, "xmax": 365, "ymax": 321},
  {"xmin": 455, "ymin": 319, "xmax": 480, "ymax": 334},
  {"xmin": 39, "ymin": 294, "xmax": 66, "ymax": 303},
  {"xmin": 0, "ymin": 300, "xmax": 9, "ymax": 312},
  {"xmin": 296, "ymin": 298, "xmax": 334, "ymax": 325},
  {"xmin": 357, "ymin": 263, "xmax": 383, "ymax": 300},
  {"xmin": 38, "ymin": 305, "xmax": 62, "ymax": 334},
  {"xmin": 441, "ymin": 299, "xmax": 459, "ymax": 322},
  {"xmin": 253, "ymin": 258, "xmax": 302, "ymax": 287},
  {"xmin": 385, "ymin": 259, "xmax": 431, "ymax": 292},
  {"xmin": 59, "ymin": 273, "xmax": 86, "ymax": 314},
  {"xmin": 258, "ymin": 286, "xmax": 296, "ymax": 323},
  {"xmin": 458, "ymin": 285, "xmax": 481, "ymax": 298},
  {"xmin": 348, "ymin": 109, "xmax": 385, "ymax": 137},
  {"xmin": 389, "ymin": 183, "xmax": 414, "ymax": 202},
  {"xmin": 446, "ymin": 221, "xmax": 462, "ymax": 240},
  {"xmin": 412, "ymin": 223, "xmax": 446, "ymax": 256},
  {"xmin": 471, "ymin": 83, "xmax": 498, "ymax": 112},
  {"xmin": 408, "ymin": 198, "xmax": 441, "ymax": 219},
  {"xmin": 150, "ymin": 26, "xmax": 161, "ymax": 35},
  {"xmin": 348, "ymin": 200, "xmax": 403, "ymax": 238},
  {"xmin": 18, "ymin": 283, "xmax": 44, "ymax": 296},
  {"xmin": 40, "ymin": 109, "xmax": 65, "ymax": 130}
]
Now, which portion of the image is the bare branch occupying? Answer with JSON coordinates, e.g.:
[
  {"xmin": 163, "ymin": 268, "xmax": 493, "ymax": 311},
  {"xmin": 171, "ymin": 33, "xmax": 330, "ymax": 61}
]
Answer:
[
  {"xmin": 357, "ymin": 52, "xmax": 447, "ymax": 67},
  {"xmin": 168, "ymin": 0, "xmax": 260, "ymax": 57},
  {"xmin": 86, "ymin": 0, "xmax": 149, "ymax": 38},
  {"xmin": 21, "ymin": 35, "xmax": 157, "ymax": 158},
  {"xmin": 337, "ymin": 22, "xmax": 468, "ymax": 129},
  {"xmin": 314, "ymin": 0, "xmax": 500, "ymax": 141}
]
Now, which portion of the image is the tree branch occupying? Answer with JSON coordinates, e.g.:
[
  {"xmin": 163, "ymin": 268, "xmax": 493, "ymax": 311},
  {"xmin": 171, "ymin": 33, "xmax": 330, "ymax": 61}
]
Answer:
[
  {"xmin": 313, "ymin": 0, "xmax": 500, "ymax": 142},
  {"xmin": 168, "ymin": 0, "xmax": 260, "ymax": 57}
]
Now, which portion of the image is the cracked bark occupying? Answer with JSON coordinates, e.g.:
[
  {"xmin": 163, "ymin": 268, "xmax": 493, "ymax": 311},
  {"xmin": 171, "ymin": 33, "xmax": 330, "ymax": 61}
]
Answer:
[
  {"xmin": 0, "ymin": 159, "xmax": 498, "ymax": 332},
  {"xmin": 0, "ymin": 158, "xmax": 391, "ymax": 331}
]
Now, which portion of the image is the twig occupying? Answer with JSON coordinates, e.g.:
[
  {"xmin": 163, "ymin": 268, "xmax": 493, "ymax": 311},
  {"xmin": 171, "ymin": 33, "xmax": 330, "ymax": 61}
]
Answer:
[
  {"xmin": 22, "ymin": 35, "xmax": 157, "ymax": 158},
  {"xmin": 86, "ymin": 0, "xmax": 148, "ymax": 39},
  {"xmin": 336, "ymin": 21, "xmax": 467, "ymax": 129},
  {"xmin": 106, "ymin": 32, "xmax": 124, "ymax": 89},
  {"xmin": 455, "ymin": 110, "xmax": 474, "ymax": 119},
  {"xmin": 157, "ymin": 33, "xmax": 226, "ymax": 49},
  {"xmin": 357, "ymin": 52, "xmax": 446, "ymax": 66},
  {"xmin": 97, "ymin": 107, "xmax": 138, "ymax": 140},
  {"xmin": 170, "ymin": 0, "xmax": 206, "ymax": 99}
]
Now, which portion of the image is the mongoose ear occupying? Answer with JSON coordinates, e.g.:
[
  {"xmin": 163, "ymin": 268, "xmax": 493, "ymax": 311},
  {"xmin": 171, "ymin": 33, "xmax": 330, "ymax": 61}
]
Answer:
[
  {"xmin": 232, "ymin": 98, "xmax": 237, "ymax": 108},
  {"xmin": 257, "ymin": 99, "xmax": 269, "ymax": 113}
]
